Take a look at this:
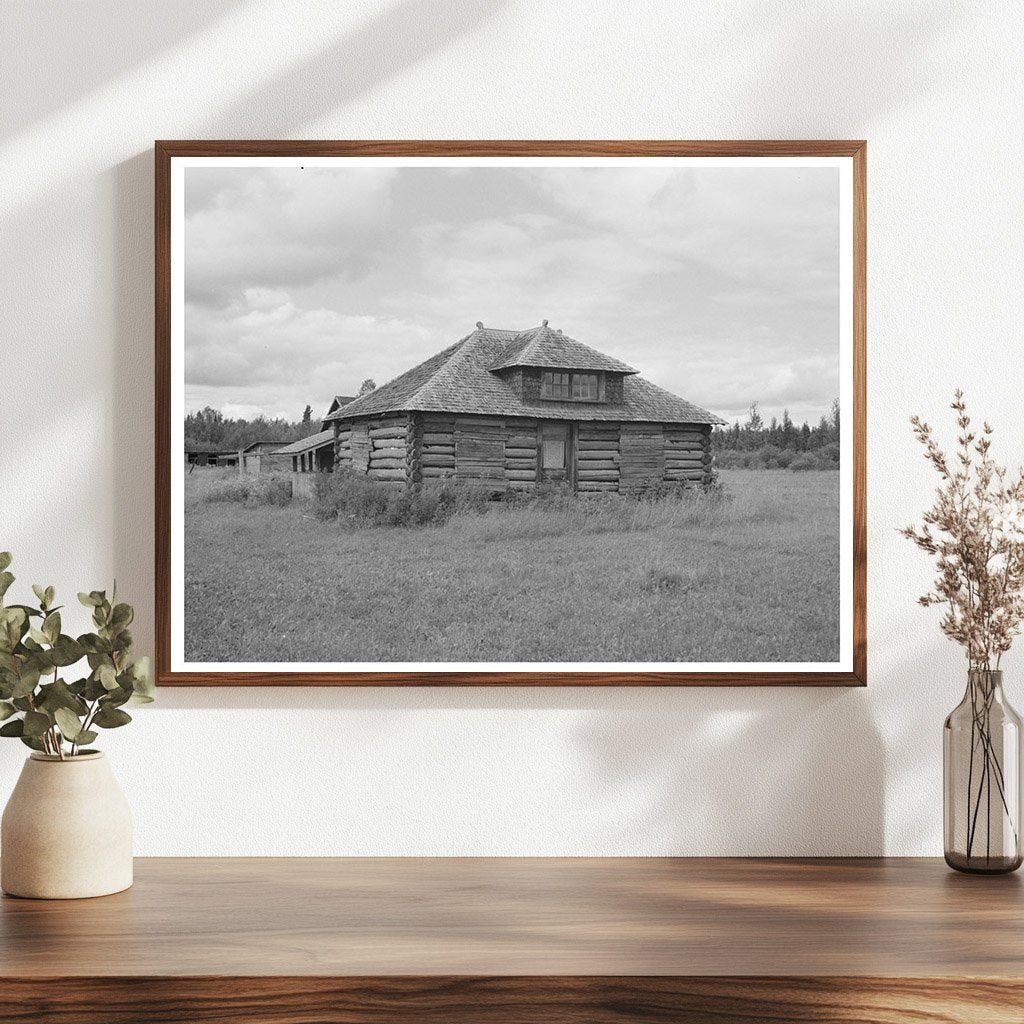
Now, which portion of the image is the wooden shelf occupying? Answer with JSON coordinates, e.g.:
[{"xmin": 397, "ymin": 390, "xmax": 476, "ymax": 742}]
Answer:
[{"xmin": 2, "ymin": 857, "xmax": 1021, "ymax": 1022}]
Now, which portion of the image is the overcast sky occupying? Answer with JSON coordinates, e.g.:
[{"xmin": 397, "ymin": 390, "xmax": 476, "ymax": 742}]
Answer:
[{"xmin": 184, "ymin": 163, "xmax": 840, "ymax": 427}]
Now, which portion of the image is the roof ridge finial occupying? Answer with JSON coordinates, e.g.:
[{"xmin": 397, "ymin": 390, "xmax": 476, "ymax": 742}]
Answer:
[
  {"xmin": 475, "ymin": 321, "xmax": 483, "ymax": 329},
  {"xmin": 542, "ymin": 319, "xmax": 548, "ymax": 327}
]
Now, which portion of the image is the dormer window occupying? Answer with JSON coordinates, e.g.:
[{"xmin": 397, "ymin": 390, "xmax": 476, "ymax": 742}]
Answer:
[
  {"xmin": 572, "ymin": 373, "xmax": 599, "ymax": 400},
  {"xmin": 541, "ymin": 372, "xmax": 571, "ymax": 399},
  {"xmin": 541, "ymin": 371, "xmax": 603, "ymax": 402}
]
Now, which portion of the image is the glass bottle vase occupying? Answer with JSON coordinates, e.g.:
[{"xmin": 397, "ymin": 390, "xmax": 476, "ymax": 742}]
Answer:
[{"xmin": 944, "ymin": 669, "xmax": 1023, "ymax": 873}]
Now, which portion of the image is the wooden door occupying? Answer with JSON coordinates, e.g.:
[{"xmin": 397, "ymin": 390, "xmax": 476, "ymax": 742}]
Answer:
[{"xmin": 539, "ymin": 422, "xmax": 576, "ymax": 489}]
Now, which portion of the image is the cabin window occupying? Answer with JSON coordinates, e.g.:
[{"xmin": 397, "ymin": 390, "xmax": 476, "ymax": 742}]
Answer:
[
  {"xmin": 540, "ymin": 372, "xmax": 570, "ymax": 399},
  {"xmin": 572, "ymin": 373, "xmax": 599, "ymax": 400},
  {"xmin": 541, "ymin": 371, "xmax": 602, "ymax": 401}
]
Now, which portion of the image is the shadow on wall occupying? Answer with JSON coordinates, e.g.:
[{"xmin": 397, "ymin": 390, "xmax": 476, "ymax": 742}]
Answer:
[
  {"xmin": 730, "ymin": 1, "xmax": 972, "ymax": 134},
  {"xmin": 572, "ymin": 687, "xmax": 884, "ymax": 855},
  {"xmin": 0, "ymin": 1, "xmax": 243, "ymax": 139},
  {"xmin": 107, "ymin": 0, "xmax": 511, "ymax": 661},
  {"xmin": 145, "ymin": 682, "xmax": 885, "ymax": 856},
  {"xmin": 205, "ymin": 0, "xmax": 508, "ymax": 137}
]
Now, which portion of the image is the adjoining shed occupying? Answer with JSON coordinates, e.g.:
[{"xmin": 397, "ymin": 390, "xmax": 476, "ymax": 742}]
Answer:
[
  {"xmin": 185, "ymin": 441, "xmax": 237, "ymax": 468},
  {"xmin": 325, "ymin": 322, "xmax": 725, "ymax": 494},
  {"xmin": 239, "ymin": 440, "xmax": 292, "ymax": 476},
  {"xmin": 276, "ymin": 429, "xmax": 335, "ymax": 497}
]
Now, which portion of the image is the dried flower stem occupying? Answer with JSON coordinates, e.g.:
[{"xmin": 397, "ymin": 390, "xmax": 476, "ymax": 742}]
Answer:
[{"xmin": 903, "ymin": 391, "xmax": 1024, "ymax": 865}]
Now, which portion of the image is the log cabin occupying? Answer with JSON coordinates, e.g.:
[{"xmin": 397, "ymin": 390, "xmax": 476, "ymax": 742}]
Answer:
[{"xmin": 324, "ymin": 322, "xmax": 725, "ymax": 494}]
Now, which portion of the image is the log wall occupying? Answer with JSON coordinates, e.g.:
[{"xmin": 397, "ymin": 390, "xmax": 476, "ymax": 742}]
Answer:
[
  {"xmin": 619, "ymin": 424, "xmax": 665, "ymax": 495},
  {"xmin": 663, "ymin": 425, "xmax": 708, "ymax": 483},
  {"xmin": 366, "ymin": 415, "xmax": 412, "ymax": 482},
  {"xmin": 576, "ymin": 421, "xmax": 620, "ymax": 492},
  {"xmin": 420, "ymin": 414, "xmax": 456, "ymax": 481},
  {"xmin": 503, "ymin": 418, "xmax": 539, "ymax": 489},
  {"xmin": 454, "ymin": 417, "xmax": 505, "ymax": 481},
  {"xmin": 331, "ymin": 414, "xmax": 715, "ymax": 492}
]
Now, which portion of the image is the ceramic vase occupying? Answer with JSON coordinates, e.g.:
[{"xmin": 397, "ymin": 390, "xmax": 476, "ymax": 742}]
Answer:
[{"xmin": 1, "ymin": 751, "xmax": 133, "ymax": 898}]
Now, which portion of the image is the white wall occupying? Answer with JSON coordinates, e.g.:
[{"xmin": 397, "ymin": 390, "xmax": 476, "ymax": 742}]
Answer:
[{"xmin": 1, "ymin": 0, "xmax": 1022, "ymax": 855}]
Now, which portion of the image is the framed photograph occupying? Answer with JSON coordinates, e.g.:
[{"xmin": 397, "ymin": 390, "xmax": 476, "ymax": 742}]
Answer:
[{"xmin": 156, "ymin": 141, "xmax": 865, "ymax": 686}]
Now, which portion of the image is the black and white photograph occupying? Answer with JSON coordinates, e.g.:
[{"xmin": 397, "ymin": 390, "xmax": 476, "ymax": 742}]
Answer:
[{"xmin": 161, "ymin": 146, "xmax": 861, "ymax": 683}]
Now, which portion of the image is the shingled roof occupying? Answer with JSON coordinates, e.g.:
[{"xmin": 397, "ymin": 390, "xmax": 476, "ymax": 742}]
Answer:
[
  {"xmin": 326, "ymin": 323, "xmax": 724, "ymax": 425},
  {"xmin": 319, "ymin": 395, "xmax": 357, "ymax": 430},
  {"xmin": 489, "ymin": 321, "xmax": 637, "ymax": 374},
  {"xmin": 275, "ymin": 429, "xmax": 334, "ymax": 456}
]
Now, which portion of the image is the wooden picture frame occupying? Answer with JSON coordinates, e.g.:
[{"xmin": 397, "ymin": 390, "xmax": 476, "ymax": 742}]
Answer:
[{"xmin": 156, "ymin": 140, "xmax": 866, "ymax": 686}]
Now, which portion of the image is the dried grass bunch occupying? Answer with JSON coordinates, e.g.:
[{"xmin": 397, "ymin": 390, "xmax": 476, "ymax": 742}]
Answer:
[{"xmin": 902, "ymin": 391, "xmax": 1024, "ymax": 670}]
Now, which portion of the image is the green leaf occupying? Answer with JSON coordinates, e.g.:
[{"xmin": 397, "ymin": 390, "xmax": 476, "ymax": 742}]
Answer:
[
  {"xmin": 44, "ymin": 586, "xmax": 55, "ymax": 608},
  {"xmin": 74, "ymin": 730, "xmax": 97, "ymax": 747},
  {"xmin": 110, "ymin": 603, "xmax": 134, "ymax": 629},
  {"xmin": 0, "ymin": 572, "xmax": 14, "ymax": 601},
  {"xmin": 127, "ymin": 656, "xmax": 155, "ymax": 703},
  {"xmin": 28, "ymin": 627, "xmax": 49, "ymax": 646},
  {"xmin": 93, "ymin": 705, "xmax": 131, "ymax": 729},
  {"xmin": 77, "ymin": 634, "xmax": 100, "ymax": 653},
  {"xmin": 42, "ymin": 611, "xmax": 60, "ymax": 644},
  {"xmin": 0, "ymin": 607, "xmax": 26, "ymax": 651},
  {"xmin": 0, "ymin": 719, "xmax": 24, "ymax": 737},
  {"xmin": 78, "ymin": 592, "xmax": 100, "ymax": 608},
  {"xmin": 98, "ymin": 663, "xmax": 118, "ymax": 690},
  {"xmin": 0, "ymin": 553, "xmax": 11, "ymax": 573},
  {"xmin": 104, "ymin": 684, "xmax": 132, "ymax": 708},
  {"xmin": 81, "ymin": 635, "xmax": 112, "ymax": 656},
  {"xmin": 32, "ymin": 584, "xmax": 46, "ymax": 606},
  {"xmin": 19, "ymin": 734, "xmax": 45, "ymax": 752},
  {"xmin": 10, "ymin": 666, "xmax": 41, "ymax": 700},
  {"xmin": 22, "ymin": 710, "xmax": 51, "ymax": 738},
  {"xmin": 36, "ymin": 678, "xmax": 88, "ymax": 716},
  {"xmin": 53, "ymin": 707, "xmax": 85, "ymax": 741},
  {"xmin": 49, "ymin": 635, "xmax": 85, "ymax": 668},
  {"xmin": 83, "ymin": 675, "xmax": 108, "ymax": 701},
  {"xmin": 0, "ymin": 701, "xmax": 16, "ymax": 721},
  {"xmin": 7, "ymin": 604, "xmax": 42, "ymax": 620}
]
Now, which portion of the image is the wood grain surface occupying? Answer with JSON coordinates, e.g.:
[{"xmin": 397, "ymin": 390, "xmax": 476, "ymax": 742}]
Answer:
[
  {"xmin": 2, "ymin": 857, "xmax": 1020, "ymax": 1022},
  {"xmin": 155, "ymin": 139, "xmax": 867, "ymax": 688}
]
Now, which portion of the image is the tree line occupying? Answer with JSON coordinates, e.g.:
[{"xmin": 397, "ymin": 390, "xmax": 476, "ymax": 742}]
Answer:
[
  {"xmin": 712, "ymin": 399, "xmax": 840, "ymax": 470},
  {"xmin": 185, "ymin": 380, "xmax": 377, "ymax": 452},
  {"xmin": 184, "ymin": 406, "xmax": 318, "ymax": 451}
]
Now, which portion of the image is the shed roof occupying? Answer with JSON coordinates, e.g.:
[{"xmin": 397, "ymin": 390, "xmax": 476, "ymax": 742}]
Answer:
[
  {"xmin": 274, "ymin": 429, "xmax": 335, "ymax": 456},
  {"xmin": 240, "ymin": 439, "xmax": 292, "ymax": 453},
  {"xmin": 326, "ymin": 323, "xmax": 724, "ymax": 426}
]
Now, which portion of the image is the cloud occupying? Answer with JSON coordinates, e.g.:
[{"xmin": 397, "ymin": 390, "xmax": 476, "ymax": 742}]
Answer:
[
  {"xmin": 184, "ymin": 167, "xmax": 398, "ymax": 299},
  {"xmin": 183, "ymin": 164, "xmax": 841, "ymax": 426},
  {"xmin": 184, "ymin": 288, "xmax": 440, "ymax": 419}
]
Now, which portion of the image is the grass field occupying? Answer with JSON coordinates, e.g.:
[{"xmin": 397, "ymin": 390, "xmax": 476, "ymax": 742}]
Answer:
[{"xmin": 183, "ymin": 468, "xmax": 839, "ymax": 664}]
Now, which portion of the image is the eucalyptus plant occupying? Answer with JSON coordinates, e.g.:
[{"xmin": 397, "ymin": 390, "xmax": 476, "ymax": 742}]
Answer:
[{"xmin": 0, "ymin": 552, "xmax": 153, "ymax": 759}]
